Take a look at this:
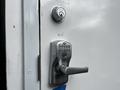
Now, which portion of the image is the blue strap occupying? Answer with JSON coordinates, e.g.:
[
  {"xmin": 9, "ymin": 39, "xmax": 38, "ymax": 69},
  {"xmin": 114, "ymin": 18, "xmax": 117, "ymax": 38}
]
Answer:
[{"xmin": 53, "ymin": 85, "xmax": 66, "ymax": 90}]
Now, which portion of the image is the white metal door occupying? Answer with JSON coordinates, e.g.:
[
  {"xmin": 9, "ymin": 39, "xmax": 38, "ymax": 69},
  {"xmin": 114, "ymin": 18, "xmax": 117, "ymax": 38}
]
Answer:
[{"xmin": 41, "ymin": 0, "xmax": 120, "ymax": 90}]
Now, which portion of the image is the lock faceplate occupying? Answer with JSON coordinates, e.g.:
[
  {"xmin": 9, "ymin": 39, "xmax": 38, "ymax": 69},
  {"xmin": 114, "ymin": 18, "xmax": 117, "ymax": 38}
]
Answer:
[{"xmin": 49, "ymin": 40, "xmax": 72, "ymax": 87}]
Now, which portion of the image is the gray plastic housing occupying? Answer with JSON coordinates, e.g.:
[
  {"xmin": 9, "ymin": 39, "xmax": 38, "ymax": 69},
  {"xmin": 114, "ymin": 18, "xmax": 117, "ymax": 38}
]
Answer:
[{"xmin": 49, "ymin": 40, "xmax": 72, "ymax": 87}]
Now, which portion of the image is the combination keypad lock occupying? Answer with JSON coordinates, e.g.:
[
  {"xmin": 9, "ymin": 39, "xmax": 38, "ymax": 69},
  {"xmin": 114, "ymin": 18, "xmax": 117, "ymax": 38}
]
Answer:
[{"xmin": 49, "ymin": 40, "xmax": 88, "ymax": 87}]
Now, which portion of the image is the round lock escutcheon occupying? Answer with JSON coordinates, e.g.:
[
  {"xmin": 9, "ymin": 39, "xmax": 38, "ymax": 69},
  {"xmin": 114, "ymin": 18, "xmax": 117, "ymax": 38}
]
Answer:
[{"xmin": 51, "ymin": 7, "xmax": 66, "ymax": 23}]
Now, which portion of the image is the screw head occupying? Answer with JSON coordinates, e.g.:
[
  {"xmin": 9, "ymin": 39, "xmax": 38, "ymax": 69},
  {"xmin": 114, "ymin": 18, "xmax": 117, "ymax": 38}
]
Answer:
[{"xmin": 51, "ymin": 7, "xmax": 66, "ymax": 23}]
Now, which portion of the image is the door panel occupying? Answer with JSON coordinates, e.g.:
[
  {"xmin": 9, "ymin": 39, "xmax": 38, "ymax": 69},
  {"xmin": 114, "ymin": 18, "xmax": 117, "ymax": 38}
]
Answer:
[{"xmin": 41, "ymin": 0, "xmax": 120, "ymax": 90}]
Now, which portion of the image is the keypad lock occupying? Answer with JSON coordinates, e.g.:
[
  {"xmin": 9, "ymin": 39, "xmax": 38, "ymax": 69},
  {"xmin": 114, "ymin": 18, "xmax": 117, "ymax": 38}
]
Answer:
[{"xmin": 49, "ymin": 40, "xmax": 88, "ymax": 87}]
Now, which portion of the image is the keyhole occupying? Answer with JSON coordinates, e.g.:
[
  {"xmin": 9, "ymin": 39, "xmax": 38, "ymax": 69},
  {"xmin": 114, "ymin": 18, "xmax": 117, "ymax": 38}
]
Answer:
[{"xmin": 51, "ymin": 7, "xmax": 66, "ymax": 23}]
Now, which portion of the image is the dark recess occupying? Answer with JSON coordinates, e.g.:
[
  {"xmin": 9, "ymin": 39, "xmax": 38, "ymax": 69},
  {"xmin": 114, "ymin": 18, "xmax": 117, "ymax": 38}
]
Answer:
[{"xmin": 0, "ymin": 0, "xmax": 7, "ymax": 89}]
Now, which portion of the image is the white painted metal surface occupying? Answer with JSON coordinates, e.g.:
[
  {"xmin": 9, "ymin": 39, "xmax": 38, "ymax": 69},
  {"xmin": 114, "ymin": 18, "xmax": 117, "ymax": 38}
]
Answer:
[
  {"xmin": 41, "ymin": 0, "xmax": 120, "ymax": 90},
  {"xmin": 6, "ymin": 0, "xmax": 40, "ymax": 90},
  {"xmin": 6, "ymin": 0, "xmax": 23, "ymax": 90},
  {"xmin": 23, "ymin": 0, "xmax": 40, "ymax": 90}
]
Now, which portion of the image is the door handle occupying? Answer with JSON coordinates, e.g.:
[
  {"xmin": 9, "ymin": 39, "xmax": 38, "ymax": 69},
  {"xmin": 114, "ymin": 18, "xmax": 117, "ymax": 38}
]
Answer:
[
  {"xmin": 59, "ymin": 65, "xmax": 88, "ymax": 75},
  {"xmin": 49, "ymin": 40, "xmax": 88, "ymax": 87}
]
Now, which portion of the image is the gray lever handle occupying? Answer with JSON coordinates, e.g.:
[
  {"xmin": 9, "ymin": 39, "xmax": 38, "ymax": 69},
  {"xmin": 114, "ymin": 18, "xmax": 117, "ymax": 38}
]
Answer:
[{"xmin": 59, "ymin": 65, "xmax": 88, "ymax": 75}]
